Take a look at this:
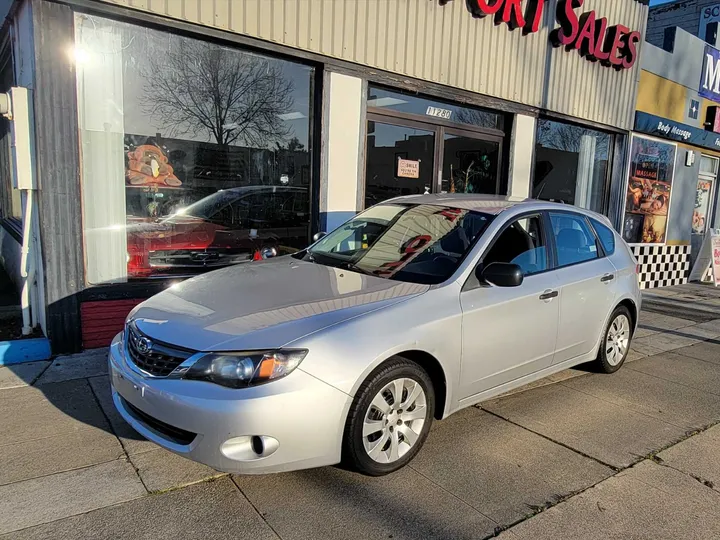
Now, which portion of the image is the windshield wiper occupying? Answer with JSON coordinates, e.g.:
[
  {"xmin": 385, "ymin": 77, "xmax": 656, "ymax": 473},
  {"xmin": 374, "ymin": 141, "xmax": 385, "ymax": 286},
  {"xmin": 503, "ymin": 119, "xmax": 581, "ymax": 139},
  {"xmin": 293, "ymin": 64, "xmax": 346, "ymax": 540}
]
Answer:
[{"xmin": 344, "ymin": 261, "xmax": 376, "ymax": 277}]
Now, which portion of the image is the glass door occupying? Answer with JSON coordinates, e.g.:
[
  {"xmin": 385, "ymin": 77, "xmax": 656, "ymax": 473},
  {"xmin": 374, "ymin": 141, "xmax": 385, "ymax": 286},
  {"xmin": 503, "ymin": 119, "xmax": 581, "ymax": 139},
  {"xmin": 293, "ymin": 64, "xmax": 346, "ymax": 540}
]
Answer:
[
  {"xmin": 441, "ymin": 130, "xmax": 502, "ymax": 195},
  {"xmin": 365, "ymin": 118, "xmax": 435, "ymax": 208},
  {"xmin": 693, "ymin": 177, "xmax": 714, "ymax": 236}
]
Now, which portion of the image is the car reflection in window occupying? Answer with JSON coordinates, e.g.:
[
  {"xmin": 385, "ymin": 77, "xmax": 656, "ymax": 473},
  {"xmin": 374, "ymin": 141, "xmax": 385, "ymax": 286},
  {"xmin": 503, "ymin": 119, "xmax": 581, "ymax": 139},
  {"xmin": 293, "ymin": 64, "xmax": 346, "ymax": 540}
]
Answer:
[{"xmin": 298, "ymin": 204, "xmax": 494, "ymax": 285}]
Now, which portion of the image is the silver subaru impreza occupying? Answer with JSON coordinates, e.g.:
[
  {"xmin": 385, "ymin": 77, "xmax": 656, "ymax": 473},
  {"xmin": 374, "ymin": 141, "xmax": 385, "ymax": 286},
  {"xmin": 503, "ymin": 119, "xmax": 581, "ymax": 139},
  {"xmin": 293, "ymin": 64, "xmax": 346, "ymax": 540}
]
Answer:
[{"xmin": 109, "ymin": 195, "xmax": 641, "ymax": 476}]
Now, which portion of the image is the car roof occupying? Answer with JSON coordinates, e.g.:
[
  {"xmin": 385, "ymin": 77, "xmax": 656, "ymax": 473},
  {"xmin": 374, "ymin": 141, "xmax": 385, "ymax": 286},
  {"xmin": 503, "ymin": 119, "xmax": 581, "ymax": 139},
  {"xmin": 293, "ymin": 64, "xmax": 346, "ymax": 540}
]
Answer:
[{"xmin": 382, "ymin": 194, "xmax": 610, "ymax": 222}]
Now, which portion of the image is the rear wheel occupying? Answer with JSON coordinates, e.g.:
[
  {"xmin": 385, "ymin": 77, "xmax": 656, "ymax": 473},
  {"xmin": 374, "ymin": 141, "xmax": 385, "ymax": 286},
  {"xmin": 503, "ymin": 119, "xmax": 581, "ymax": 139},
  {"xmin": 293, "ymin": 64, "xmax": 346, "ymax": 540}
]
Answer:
[
  {"xmin": 594, "ymin": 306, "xmax": 633, "ymax": 373},
  {"xmin": 343, "ymin": 358, "xmax": 434, "ymax": 476}
]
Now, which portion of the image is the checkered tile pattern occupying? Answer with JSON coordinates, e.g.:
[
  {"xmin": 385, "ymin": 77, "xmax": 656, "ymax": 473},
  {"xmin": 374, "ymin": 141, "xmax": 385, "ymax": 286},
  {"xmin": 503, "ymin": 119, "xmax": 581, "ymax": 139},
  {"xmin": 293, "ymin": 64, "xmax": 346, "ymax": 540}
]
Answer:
[{"xmin": 631, "ymin": 245, "xmax": 691, "ymax": 290}]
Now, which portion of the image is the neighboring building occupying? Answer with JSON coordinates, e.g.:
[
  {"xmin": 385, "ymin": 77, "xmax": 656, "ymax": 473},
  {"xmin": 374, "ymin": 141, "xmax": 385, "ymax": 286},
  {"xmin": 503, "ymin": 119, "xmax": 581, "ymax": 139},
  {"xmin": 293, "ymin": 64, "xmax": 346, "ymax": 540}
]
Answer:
[
  {"xmin": 0, "ymin": 0, "xmax": 648, "ymax": 353},
  {"xmin": 646, "ymin": 0, "xmax": 720, "ymax": 47},
  {"xmin": 629, "ymin": 27, "xmax": 720, "ymax": 288}
]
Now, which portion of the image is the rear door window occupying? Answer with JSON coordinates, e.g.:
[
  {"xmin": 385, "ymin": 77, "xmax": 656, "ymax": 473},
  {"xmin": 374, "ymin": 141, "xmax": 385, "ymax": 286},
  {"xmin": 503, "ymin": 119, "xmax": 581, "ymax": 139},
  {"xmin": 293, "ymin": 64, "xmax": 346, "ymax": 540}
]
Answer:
[{"xmin": 549, "ymin": 213, "xmax": 599, "ymax": 268}]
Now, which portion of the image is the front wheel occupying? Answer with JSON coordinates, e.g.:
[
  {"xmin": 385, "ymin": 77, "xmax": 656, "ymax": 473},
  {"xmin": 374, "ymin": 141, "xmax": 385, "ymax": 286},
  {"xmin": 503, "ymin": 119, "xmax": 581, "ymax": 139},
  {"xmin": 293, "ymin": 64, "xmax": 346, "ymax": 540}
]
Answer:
[
  {"xmin": 342, "ymin": 358, "xmax": 435, "ymax": 476},
  {"xmin": 594, "ymin": 306, "xmax": 633, "ymax": 373}
]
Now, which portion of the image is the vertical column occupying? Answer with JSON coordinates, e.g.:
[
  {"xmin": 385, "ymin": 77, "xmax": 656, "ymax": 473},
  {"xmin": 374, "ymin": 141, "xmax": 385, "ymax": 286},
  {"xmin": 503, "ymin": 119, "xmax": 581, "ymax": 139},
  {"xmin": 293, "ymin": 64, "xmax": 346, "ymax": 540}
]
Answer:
[
  {"xmin": 320, "ymin": 71, "xmax": 363, "ymax": 232},
  {"xmin": 507, "ymin": 114, "xmax": 536, "ymax": 199}
]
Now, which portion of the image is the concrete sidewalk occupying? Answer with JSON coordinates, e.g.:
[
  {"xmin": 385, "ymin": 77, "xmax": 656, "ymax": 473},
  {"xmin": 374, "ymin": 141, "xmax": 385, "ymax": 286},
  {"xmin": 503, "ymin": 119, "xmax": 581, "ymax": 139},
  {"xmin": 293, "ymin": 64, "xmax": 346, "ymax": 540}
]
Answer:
[{"xmin": 1, "ymin": 284, "xmax": 720, "ymax": 539}]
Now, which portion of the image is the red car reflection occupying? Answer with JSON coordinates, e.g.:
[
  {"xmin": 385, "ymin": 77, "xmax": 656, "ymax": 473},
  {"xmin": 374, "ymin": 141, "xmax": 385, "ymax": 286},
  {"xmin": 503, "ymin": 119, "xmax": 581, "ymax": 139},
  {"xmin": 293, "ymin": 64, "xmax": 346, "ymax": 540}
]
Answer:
[{"xmin": 126, "ymin": 186, "xmax": 309, "ymax": 278}]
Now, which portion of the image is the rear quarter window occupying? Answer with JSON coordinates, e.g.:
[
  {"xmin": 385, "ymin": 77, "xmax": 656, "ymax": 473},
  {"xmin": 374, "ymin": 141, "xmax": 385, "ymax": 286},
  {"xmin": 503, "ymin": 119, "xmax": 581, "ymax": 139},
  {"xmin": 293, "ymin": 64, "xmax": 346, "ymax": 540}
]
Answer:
[{"xmin": 590, "ymin": 218, "xmax": 616, "ymax": 256}]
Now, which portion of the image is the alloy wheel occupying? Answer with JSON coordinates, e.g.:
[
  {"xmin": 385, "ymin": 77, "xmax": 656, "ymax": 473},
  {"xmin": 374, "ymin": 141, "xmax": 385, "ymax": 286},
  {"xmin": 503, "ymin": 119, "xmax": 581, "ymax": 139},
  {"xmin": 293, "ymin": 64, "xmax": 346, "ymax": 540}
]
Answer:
[
  {"xmin": 606, "ymin": 314, "xmax": 631, "ymax": 366},
  {"xmin": 362, "ymin": 378, "xmax": 427, "ymax": 464}
]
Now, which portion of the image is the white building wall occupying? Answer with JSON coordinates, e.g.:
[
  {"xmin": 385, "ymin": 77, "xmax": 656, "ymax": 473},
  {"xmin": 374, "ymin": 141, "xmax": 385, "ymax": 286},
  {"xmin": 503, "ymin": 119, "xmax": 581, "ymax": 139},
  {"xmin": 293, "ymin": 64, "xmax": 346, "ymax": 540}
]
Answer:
[{"xmin": 321, "ymin": 71, "xmax": 363, "ymax": 232}]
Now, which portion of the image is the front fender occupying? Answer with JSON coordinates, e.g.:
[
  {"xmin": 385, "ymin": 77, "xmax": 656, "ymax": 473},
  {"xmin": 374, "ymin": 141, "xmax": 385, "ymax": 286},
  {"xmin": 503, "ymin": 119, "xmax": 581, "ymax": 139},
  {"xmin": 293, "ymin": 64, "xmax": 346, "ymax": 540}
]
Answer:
[{"xmin": 293, "ymin": 286, "xmax": 463, "ymax": 418}]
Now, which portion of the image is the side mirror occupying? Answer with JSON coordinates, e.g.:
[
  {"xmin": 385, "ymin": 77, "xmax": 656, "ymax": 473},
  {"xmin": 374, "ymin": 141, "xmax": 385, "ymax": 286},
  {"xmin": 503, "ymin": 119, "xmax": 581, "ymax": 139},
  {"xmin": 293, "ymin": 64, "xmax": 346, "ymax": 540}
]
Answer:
[
  {"xmin": 313, "ymin": 231, "xmax": 327, "ymax": 243},
  {"xmin": 478, "ymin": 262, "xmax": 524, "ymax": 287},
  {"xmin": 260, "ymin": 247, "xmax": 278, "ymax": 259}
]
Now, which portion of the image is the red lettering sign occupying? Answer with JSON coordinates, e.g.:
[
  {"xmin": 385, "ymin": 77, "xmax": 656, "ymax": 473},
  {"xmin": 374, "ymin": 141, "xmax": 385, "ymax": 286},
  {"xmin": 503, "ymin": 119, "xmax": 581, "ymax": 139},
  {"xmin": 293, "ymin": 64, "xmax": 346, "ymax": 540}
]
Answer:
[
  {"xmin": 466, "ymin": 0, "xmax": 547, "ymax": 35},
  {"xmin": 448, "ymin": 0, "xmax": 640, "ymax": 70}
]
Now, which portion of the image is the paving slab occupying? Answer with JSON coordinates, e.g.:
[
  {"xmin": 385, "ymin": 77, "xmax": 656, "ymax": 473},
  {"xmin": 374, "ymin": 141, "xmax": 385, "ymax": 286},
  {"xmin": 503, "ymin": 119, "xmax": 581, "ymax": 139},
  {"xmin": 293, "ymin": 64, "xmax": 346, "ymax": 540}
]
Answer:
[
  {"xmin": 0, "ymin": 459, "xmax": 146, "ymax": 535},
  {"xmin": 631, "ymin": 332, "xmax": 703, "ymax": 355},
  {"xmin": 499, "ymin": 460, "xmax": 720, "ymax": 540},
  {"xmin": 627, "ymin": 352, "xmax": 720, "ymax": 397},
  {"xmin": 5, "ymin": 478, "xmax": 275, "ymax": 540},
  {"xmin": 131, "ymin": 448, "xmax": 225, "ymax": 492},
  {"xmin": 35, "ymin": 349, "xmax": 108, "ymax": 385},
  {"xmin": 0, "ymin": 361, "xmax": 50, "ymax": 389},
  {"xmin": 0, "ymin": 380, "xmax": 111, "ymax": 445},
  {"xmin": 636, "ymin": 312, "xmax": 695, "ymax": 331},
  {"xmin": 483, "ymin": 381, "xmax": 687, "ymax": 468},
  {"xmin": 0, "ymin": 427, "xmax": 124, "ymax": 485},
  {"xmin": 670, "ymin": 340, "xmax": 720, "ymax": 364},
  {"xmin": 561, "ymin": 365, "xmax": 720, "ymax": 431},
  {"xmin": 657, "ymin": 424, "xmax": 720, "ymax": 492},
  {"xmin": 410, "ymin": 408, "xmax": 612, "ymax": 526},
  {"xmin": 235, "ymin": 464, "xmax": 497, "ymax": 540},
  {"xmin": 88, "ymin": 375, "xmax": 158, "ymax": 455}
]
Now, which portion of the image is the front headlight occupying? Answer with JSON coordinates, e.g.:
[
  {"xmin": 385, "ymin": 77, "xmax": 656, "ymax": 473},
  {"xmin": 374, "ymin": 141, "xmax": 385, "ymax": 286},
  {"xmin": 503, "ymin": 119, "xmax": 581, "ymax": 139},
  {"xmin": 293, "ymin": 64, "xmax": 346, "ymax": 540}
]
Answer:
[{"xmin": 183, "ymin": 350, "xmax": 308, "ymax": 388}]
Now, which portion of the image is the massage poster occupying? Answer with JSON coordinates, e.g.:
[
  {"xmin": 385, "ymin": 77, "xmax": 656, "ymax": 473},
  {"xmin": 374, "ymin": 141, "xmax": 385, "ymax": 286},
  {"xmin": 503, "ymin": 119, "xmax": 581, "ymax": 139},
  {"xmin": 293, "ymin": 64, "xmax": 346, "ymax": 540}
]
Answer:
[{"xmin": 623, "ymin": 136, "xmax": 677, "ymax": 245}]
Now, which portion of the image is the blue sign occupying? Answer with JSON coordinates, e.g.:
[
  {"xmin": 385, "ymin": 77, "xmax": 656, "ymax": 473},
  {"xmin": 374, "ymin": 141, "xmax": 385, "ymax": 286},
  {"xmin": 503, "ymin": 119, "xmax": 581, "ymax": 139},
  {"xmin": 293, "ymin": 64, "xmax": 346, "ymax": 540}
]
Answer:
[
  {"xmin": 635, "ymin": 112, "xmax": 720, "ymax": 151},
  {"xmin": 699, "ymin": 44, "xmax": 720, "ymax": 103}
]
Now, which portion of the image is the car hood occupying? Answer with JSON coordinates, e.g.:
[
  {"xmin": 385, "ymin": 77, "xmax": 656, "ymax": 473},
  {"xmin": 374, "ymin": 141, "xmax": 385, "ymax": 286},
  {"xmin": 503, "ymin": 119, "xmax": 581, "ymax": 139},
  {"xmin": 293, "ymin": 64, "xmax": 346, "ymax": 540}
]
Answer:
[{"xmin": 130, "ymin": 257, "xmax": 429, "ymax": 351}]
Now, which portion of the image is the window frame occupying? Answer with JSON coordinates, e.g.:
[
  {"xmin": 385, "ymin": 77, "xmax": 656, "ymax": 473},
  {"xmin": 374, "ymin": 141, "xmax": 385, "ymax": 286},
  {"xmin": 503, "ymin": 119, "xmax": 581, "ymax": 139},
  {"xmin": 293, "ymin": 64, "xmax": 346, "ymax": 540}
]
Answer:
[{"xmin": 546, "ymin": 210, "xmax": 608, "ymax": 271}]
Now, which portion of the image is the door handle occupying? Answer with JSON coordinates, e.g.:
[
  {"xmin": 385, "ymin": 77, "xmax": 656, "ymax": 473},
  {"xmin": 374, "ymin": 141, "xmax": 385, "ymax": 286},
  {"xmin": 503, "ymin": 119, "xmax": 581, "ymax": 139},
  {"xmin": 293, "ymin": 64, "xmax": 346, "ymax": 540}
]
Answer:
[
  {"xmin": 539, "ymin": 290, "xmax": 558, "ymax": 300},
  {"xmin": 600, "ymin": 273, "xmax": 615, "ymax": 283}
]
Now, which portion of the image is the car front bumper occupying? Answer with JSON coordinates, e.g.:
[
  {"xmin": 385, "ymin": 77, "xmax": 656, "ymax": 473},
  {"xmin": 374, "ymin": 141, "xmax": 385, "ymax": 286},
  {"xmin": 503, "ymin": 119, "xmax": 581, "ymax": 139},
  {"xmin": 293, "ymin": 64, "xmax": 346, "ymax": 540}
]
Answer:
[{"xmin": 109, "ymin": 333, "xmax": 353, "ymax": 474}]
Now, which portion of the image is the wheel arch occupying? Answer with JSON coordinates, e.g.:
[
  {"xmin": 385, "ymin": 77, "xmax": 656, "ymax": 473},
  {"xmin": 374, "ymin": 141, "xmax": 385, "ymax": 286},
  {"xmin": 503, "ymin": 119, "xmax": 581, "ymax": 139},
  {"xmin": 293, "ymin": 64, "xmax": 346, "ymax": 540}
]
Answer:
[
  {"xmin": 349, "ymin": 349, "xmax": 449, "ymax": 421},
  {"xmin": 617, "ymin": 297, "xmax": 638, "ymax": 331},
  {"xmin": 390, "ymin": 350, "xmax": 448, "ymax": 420}
]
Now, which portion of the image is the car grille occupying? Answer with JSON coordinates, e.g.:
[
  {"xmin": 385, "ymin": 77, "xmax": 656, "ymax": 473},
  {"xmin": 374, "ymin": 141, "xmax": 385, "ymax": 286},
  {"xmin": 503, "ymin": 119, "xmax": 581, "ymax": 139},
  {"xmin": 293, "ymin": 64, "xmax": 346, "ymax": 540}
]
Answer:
[
  {"xmin": 126, "ymin": 323, "xmax": 194, "ymax": 377},
  {"xmin": 148, "ymin": 249, "xmax": 252, "ymax": 268},
  {"xmin": 121, "ymin": 397, "xmax": 196, "ymax": 446}
]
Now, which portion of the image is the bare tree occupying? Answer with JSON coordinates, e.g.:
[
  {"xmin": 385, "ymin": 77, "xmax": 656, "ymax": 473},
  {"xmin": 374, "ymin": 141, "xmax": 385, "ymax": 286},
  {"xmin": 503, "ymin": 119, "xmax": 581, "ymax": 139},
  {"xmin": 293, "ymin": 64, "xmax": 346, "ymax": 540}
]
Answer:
[
  {"xmin": 536, "ymin": 120, "xmax": 609, "ymax": 157},
  {"xmin": 141, "ymin": 40, "xmax": 294, "ymax": 147},
  {"xmin": 454, "ymin": 108, "xmax": 499, "ymax": 129}
]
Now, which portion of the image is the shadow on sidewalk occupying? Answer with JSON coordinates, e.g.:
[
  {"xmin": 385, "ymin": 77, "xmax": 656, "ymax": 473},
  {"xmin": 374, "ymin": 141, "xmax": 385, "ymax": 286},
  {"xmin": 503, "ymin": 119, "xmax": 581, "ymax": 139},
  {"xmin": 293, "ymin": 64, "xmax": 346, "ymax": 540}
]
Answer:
[{"xmin": 4, "ymin": 353, "xmax": 147, "ymax": 444}]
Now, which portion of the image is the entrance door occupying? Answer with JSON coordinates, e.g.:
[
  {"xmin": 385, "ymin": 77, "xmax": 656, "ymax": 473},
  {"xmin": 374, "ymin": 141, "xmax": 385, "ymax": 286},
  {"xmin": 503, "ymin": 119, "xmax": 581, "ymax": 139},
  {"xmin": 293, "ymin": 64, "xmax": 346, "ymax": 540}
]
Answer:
[
  {"xmin": 364, "ymin": 86, "xmax": 507, "ymax": 208},
  {"xmin": 692, "ymin": 156, "xmax": 719, "ymax": 264}
]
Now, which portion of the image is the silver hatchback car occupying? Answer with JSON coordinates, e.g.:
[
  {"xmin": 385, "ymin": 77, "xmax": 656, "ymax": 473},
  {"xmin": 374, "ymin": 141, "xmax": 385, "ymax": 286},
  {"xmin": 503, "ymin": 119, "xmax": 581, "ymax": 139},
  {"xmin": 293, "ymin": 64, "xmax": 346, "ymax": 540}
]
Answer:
[{"xmin": 110, "ymin": 195, "xmax": 641, "ymax": 476}]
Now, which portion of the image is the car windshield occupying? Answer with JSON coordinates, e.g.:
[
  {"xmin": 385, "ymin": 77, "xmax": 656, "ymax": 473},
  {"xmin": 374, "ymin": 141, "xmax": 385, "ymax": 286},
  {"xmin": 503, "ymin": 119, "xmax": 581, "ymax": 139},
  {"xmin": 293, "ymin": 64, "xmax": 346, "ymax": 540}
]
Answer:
[{"xmin": 300, "ymin": 203, "xmax": 494, "ymax": 284}]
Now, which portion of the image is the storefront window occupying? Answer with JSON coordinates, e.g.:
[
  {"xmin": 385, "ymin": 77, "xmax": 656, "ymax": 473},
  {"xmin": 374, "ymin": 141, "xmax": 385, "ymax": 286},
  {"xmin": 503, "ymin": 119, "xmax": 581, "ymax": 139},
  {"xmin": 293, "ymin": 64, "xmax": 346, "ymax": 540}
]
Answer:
[
  {"xmin": 74, "ymin": 15, "xmax": 314, "ymax": 283},
  {"xmin": 622, "ymin": 136, "xmax": 676, "ymax": 244},
  {"xmin": 533, "ymin": 119, "xmax": 612, "ymax": 214}
]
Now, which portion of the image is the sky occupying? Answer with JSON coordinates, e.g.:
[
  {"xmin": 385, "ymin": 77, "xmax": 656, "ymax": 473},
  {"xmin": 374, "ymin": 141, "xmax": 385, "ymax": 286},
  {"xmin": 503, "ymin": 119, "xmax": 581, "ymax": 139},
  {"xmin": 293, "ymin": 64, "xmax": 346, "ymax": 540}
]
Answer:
[{"xmin": 650, "ymin": 0, "xmax": 679, "ymax": 4}]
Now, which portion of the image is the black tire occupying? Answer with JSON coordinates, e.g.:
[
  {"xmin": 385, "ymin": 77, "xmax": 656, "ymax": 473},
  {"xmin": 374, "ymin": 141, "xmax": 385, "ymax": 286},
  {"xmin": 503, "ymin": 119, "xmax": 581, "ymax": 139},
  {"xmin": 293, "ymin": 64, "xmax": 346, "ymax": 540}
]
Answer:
[
  {"xmin": 342, "ymin": 357, "xmax": 435, "ymax": 476},
  {"xmin": 594, "ymin": 305, "xmax": 633, "ymax": 374}
]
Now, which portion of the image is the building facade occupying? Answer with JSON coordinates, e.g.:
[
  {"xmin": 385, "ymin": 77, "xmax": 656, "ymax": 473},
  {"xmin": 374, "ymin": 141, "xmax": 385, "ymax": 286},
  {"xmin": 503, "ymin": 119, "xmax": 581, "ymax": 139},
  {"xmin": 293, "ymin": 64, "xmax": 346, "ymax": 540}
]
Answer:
[
  {"xmin": 646, "ymin": 0, "xmax": 720, "ymax": 47},
  {"xmin": 0, "ymin": 0, "xmax": 649, "ymax": 352},
  {"xmin": 629, "ymin": 27, "xmax": 720, "ymax": 288}
]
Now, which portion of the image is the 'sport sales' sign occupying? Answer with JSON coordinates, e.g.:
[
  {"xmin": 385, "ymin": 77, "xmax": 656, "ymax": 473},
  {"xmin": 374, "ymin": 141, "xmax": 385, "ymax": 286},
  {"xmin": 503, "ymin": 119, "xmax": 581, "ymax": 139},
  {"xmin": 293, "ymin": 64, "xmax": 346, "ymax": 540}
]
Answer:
[{"xmin": 440, "ymin": 0, "xmax": 641, "ymax": 70}]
